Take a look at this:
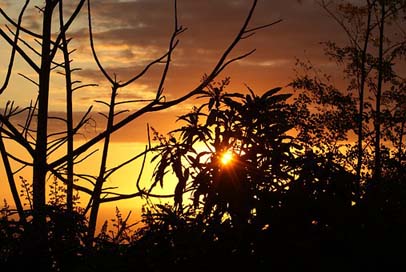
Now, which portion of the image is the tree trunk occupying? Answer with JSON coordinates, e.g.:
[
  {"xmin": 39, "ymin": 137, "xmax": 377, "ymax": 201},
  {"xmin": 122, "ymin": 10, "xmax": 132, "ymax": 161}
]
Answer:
[
  {"xmin": 59, "ymin": 1, "xmax": 74, "ymax": 212},
  {"xmin": 86, "ymin": 85, "xmax": 118, "ymax": 246},
  {"xmin": 30, "ymin": 2, "xmax": 54, "ymax": 269},
  {"xmin": 355, "ymin": 0, "xmax": 373, "ymax": 201},
  {"xmin": 374, "ymin": 0, "xmax": 385, "ymax": 181}
]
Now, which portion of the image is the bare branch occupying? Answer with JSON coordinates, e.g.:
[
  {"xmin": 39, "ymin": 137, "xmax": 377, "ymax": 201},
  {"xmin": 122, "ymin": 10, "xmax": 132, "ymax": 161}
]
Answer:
[
  {"xmin": 6, "ymin": 25, "xmax": 41, "ymax": 56},
  {"xmin": 99, "ymin": 192, "xmax": 143, "ymax": 203},
  {"xmin": 5, "ymin": 151, "xmax": 33, "ymax": 166},
  {"xmin": 72, "ymin": 83, "xmax": 98, "ymax": 92},
  {"xmin": 98, "ymin": 112, "xmax": 109, "ymax": 119},
  {"xmin": 245, "ymin": 19, "xmax": 283, "ymax": 34},
  {"xmin": 87, "ymin": 0, "xmax": 114, "ymax": 85},
  {"xmin": 47, "ymin": 136, "xmax": 68, "ymax": 157},
  {"xmin": 13, "ymin": 164, "xmax": 28, "ymax": 175},
  {"xmin": 201, "ymin": 0, "xmax": 259, "ymax": 82},
  {"xmin": 18, "ymin": 73, "xmax": 39, "ymax": 86},
  {"xmin": 49, "ymin": 168, "xmax": 94, "ymax": 195},
  {"xmin": 74, "ymin": 174, "xmax": 96, "ymax": 187},
  {"xmin": 0, "ymin": 114, "xmax": 34, "ymax": 156},
  {"xmin": 95, "ymin": 100, "xmax": 110, "ymax": 108},
  {"xmin": 73, "ymin": 106, "xmax": 93, "ymax": 133},
  {"xmin": 50, "ymin": 0, "xmax": 86, "ymax": 59},
  {"xmin": 0, "ymin": 29, "xmax": 40, "ymax": 73},
  {"xmin": 49, "ymin": 0, "xmax": 271, "ymax": 178},
  {"xmin": 136, "ymin": 146, "xmax": 148, "ymax": 192},
  {"xmin": 153, "ymin": 0, "xmax": 185, "ymax": 100},
  {"xmin": 73, "ymin": 149, "xmax": 99, "ymax": 165},
  {"xmin": 22, "ymin": 98, "xmax": 38, "ymax": 139},
  {"xmin": 215, "ymin": 49, "xmax": 256, "ymax": 77},
  {"xmin": 115, "ymin": 99, "xmax": 154, "ymax": 105},
  {"xmin": 113, "ymin": 110, "xmax": 129, "ymax": 117},
  {"xmin": 0, "ymin": 7, "xmax": 44, "ymax": 40},
  {"xmin": 0, "ymin": 134, "xmax": 26, "ymax": 222},
  {"xmin": 118, "ymin": 50, "xmax": 173, "ymax": 89},
  {"xmin": 0, "ymin": 0, "xmax": 32, "ymax": 94},
  {"xmin": 104, "ymin": 148, "xmax": 150, "ymax": 180}
]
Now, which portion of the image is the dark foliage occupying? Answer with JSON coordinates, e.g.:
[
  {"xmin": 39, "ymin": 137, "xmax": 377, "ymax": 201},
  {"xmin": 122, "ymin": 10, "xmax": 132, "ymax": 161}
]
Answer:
[
  {"xmin": 1, "ymin": 80, "xmax": 406, "ymax": 271},
  {"xmin": 134, "ymin": 82, "xmax": 406, "ymax": 271},
  {"xmin": 1, "ymin": 79, "xmax": 406, "ymax": 271}
]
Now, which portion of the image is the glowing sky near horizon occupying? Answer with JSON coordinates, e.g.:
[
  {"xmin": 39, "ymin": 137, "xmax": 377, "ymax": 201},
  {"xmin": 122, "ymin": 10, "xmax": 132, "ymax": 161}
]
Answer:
[{"xmin": 0, "ymin": 0, "xmax": 351, "ymax": 228}]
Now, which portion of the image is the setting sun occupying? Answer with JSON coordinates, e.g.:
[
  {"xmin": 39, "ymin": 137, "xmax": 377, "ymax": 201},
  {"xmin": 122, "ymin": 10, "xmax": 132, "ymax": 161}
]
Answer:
[{"xmin": 220, "ymin": 151, "xmax": 234, "ymax": 165}]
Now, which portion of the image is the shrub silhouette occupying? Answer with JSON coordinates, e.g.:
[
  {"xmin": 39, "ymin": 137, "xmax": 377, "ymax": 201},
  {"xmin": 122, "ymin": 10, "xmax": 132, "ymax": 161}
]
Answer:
[{"xmin": 141, "ymin": 80, "xmax": 406, "ymax": 271}]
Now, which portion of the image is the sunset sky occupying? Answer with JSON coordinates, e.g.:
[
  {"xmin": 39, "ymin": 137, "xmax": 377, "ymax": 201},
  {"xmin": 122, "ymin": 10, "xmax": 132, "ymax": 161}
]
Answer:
[{"xmin": 0, "ymin": 0, "xmax": 347, "ymax": 229}]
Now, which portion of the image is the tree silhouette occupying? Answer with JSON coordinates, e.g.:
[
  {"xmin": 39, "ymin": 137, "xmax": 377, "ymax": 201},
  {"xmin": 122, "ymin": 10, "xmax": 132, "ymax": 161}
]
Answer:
[
  {"xmin": 148, "ymin": 80, "xmax": 301, "ymax": 242},
  {"xmin": 0, "ymin": 0, "xmax": 278, "ymax": 269},
  {"xmin": 138, "ymin": 73, "xmax": 406, "ymax": 271},
  {"xmin": 291, "ymin": 0, "xmax": 406, "ymax": 199}
]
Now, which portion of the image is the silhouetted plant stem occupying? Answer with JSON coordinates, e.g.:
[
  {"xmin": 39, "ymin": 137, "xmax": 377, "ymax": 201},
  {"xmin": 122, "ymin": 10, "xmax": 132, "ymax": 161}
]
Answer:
[
  {"xmin": 59, "ymin": 1, "xmax": 74, "ymax": 212},
  {"xmin": 0, "ymin": 133, "xmax": 26, "ymax": 223},
  {"xmin": 31, "ymin": 2, "xmax": 56, "ymax": 269},
  {"xmin": 87, "ymin": 85, "xmax": 118, "ymax": 246},
  {"xmin": 355, "ymin": 0, "xmax": 373, "ymax": 201},
  {"xmin": 0, "ymin": 0, "xmax": 29, "ymax": 94},
  {"xmin": 374, "ymin": 0, "xmax": 385, "ymax": 182}
]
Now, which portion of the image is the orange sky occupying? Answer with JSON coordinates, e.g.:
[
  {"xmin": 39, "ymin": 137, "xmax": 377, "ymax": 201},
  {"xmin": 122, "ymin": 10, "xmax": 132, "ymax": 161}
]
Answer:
[
  {"xmin": 0, "ymin": 0, "xmax": 346, "ymax": 114},
  {"xmin": 0, "ymin": 0, "xmax": 356, "ymax": 230}
]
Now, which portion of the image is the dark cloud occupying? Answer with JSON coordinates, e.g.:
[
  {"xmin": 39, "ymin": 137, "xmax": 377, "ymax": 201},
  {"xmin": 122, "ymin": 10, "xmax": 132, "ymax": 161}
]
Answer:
[
  {"xmin": 69, "ymin": 0, "xmax": 345, "ymax": 91},
  {"xmin": 2, "ymin": 0, "xmax": 358, "ymax": 141}
]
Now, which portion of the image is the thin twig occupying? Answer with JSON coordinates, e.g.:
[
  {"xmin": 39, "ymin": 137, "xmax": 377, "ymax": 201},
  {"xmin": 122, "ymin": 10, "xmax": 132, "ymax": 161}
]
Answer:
[{"xmin": 0, "ymin": 0, "xmax": 32, "ymax": 94}]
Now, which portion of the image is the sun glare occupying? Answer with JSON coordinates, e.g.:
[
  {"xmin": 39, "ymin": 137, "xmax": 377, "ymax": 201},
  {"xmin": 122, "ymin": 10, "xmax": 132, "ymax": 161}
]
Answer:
[{"xmin": 220, "ymin": 151, "xmax": 233, "ymax": 165}]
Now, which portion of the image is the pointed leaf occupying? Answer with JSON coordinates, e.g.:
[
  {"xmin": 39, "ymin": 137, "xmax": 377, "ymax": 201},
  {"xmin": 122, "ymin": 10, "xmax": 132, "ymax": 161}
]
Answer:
[
  {"xmin": 261, "ymin": 87, "xmax": 283, "ymax": 98},
  {"xmin": 267, "ymin": 93, "xmax": 292, "ymax": 104}
]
